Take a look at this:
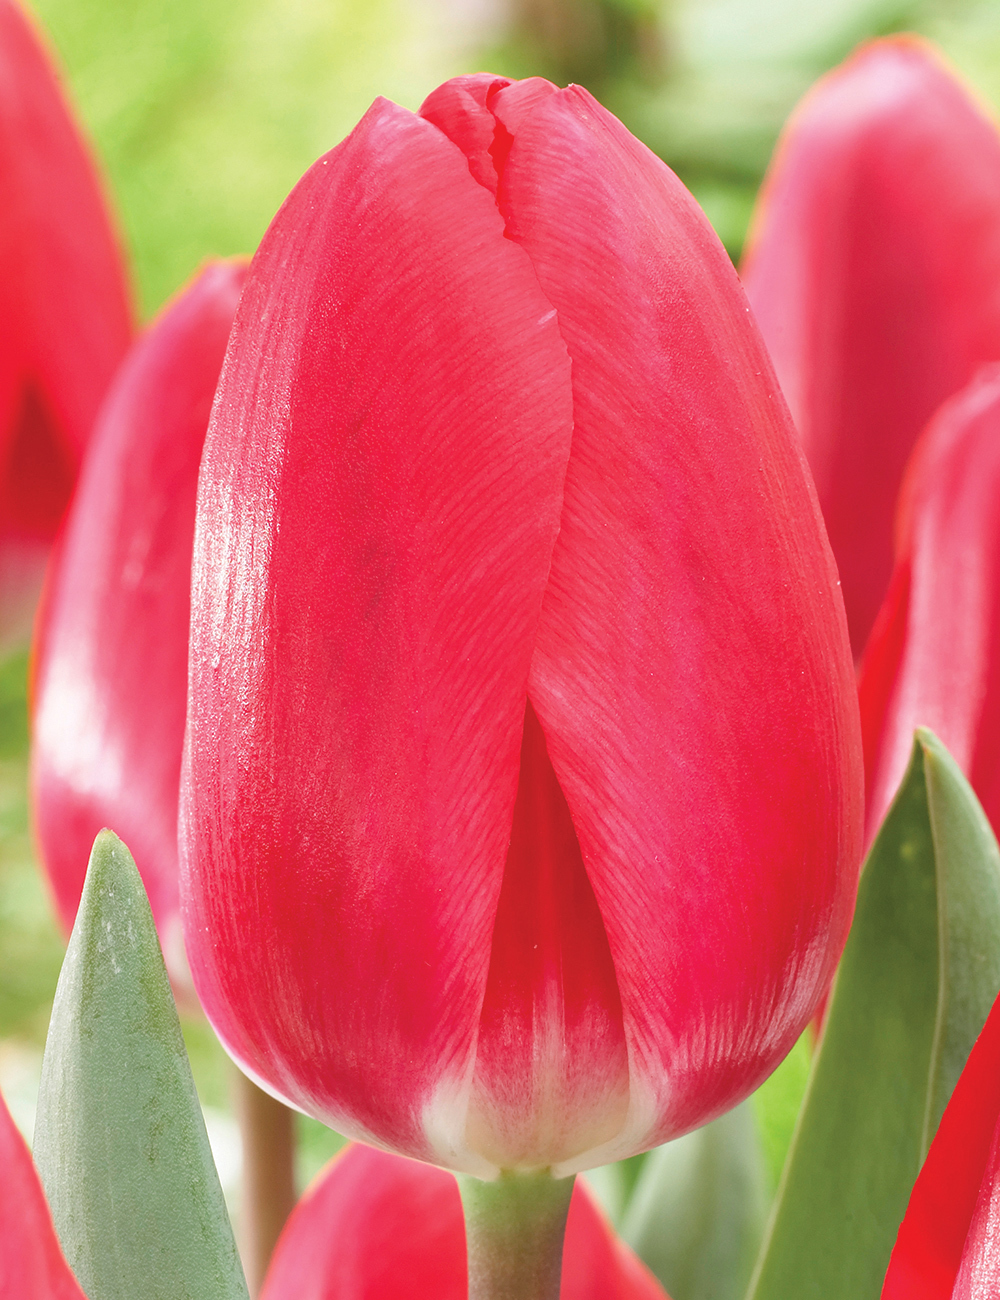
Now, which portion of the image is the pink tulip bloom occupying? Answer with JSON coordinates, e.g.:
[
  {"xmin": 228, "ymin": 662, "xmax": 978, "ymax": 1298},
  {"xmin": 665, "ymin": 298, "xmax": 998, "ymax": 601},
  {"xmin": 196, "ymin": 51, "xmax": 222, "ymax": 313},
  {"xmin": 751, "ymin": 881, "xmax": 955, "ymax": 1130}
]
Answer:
[
  {"xmin": 260, "ymin": 1144, "xmax": 667, "ymax": 1300},
  {"xmin": 882, "ymin": 989, "xmax": 1000, "ymax": 1299},
  {"xmin": 0, "ymin": 1087, "xmax": 84, "ymax": 1300},
  {"xmin": 181, "ymin": 75, "xmax": 863, "ymax": 1177},
  {"xmin": 31, "ymin": 261, "xmax": 245, "ymax": 984},
  {"xmin": 859, "ymin": 365, "xmax": 1000, "ymax": 844},
  {"xmin": 0, "ymin": 0, "xmax": 133, "ymax": 637},
  {"xmin": 742, "ymin": 37, "xmax": 1000, "ymax": 657}
]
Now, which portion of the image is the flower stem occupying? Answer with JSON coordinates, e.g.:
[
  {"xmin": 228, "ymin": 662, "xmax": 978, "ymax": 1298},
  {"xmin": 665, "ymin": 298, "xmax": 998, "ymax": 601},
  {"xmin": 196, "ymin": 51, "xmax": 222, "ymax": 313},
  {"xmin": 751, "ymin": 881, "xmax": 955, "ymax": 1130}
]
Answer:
[
  {"xmin": 459, "ymin": 1170, "xmax": 576, "ymax": 1300},
  {"xmin": 233, "ymin": 1069, "xmax": 296, "ymax": 1296}
]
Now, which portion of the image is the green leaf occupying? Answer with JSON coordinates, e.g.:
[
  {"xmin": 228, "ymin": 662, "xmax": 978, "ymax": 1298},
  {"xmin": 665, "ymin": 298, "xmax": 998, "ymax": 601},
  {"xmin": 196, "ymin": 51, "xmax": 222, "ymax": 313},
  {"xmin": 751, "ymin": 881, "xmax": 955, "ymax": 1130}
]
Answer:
[
  {"xmin": 620, "ymin": 1101, "xmax": 768, "ymax": 1300},
  {"xmin": 32, "ymin": 830, "xmax": 249, "ymax": 1300},
  {"xmin": 747, "ymin": 728, "xmax": 1000, "ymax": 1300},
  {"xmin": 582, "ymin": 1153, "xmax": 648, "ymax": 1225}
]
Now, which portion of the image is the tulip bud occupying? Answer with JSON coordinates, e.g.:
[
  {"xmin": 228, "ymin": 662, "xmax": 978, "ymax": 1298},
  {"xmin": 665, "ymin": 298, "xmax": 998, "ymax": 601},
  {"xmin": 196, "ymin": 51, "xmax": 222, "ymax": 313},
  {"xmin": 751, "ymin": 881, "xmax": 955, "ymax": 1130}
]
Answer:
[
  {"xmin": 0, "ymin": 1085, "xmax": 85, "ymax": 1299},
  {"xmin": 0, "ymin": 0, "xmax": 133, "ymax": 639},
  {"xmin": 31, "ymin": 261, "xmax": 246, "ymax": 983},
  {"xmin": 859, "ymin": 365, "xmax": 1000, "ymax": 845},
  {"xmin": 181, "ymin": 75, "xmax": 862, "ymax": 1177},
  {"xmin": 743, "ymin": 37, "xmax": 1000, "ymax": 656},
  {"xmin": 260, "ymin": 1144, "xmax": 666, "ymax": 1300},
  {"xmin": 882, "ymin": 990, "xmax": 1000, "ymax": 1299}
]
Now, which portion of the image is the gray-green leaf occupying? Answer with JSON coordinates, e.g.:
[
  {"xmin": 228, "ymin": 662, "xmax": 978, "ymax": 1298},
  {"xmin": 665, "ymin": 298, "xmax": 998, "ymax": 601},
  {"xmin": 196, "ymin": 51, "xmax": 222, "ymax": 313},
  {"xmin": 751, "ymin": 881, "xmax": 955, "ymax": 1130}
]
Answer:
[
  {"xmin": 33, "ymin": 830, "xmax": 249, "ymax": 1300},
  {"xmin": 621, "ymin": 1101, "xmax": 768, "ymax": 1300}
]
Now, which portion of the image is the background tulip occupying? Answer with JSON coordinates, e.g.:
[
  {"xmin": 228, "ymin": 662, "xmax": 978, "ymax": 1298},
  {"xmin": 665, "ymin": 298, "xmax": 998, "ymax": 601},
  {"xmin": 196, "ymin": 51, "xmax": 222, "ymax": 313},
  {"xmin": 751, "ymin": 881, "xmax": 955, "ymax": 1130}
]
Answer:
[
  {"xmin": 0, "ymin": 1085, "xmax": 85, "ymax": 1300},
  {"xmin": 0, "ymin": 0, "xmax": 133, "ymax": 641},
  {"xmin": 882, "ymin": 989, "xmax": 1000, "ymax": 1299},
  {"xmin": 742, "ymin": 37, "xmax": 1000, "ymax": 657},
  {"xmin": 260, "ymin": 1144, "xmax": 667, "ymax": 1300},
  {"xmin": 31, "ymin": 260, "xmax": 245, "ymax": 982},
  {"xmin": 181, "ymin": 73, "xmax": 862, "ymax": 1181},
  {"xmin": 859, "ymin": 365, "xmax": 1000, "ymax": 844}
]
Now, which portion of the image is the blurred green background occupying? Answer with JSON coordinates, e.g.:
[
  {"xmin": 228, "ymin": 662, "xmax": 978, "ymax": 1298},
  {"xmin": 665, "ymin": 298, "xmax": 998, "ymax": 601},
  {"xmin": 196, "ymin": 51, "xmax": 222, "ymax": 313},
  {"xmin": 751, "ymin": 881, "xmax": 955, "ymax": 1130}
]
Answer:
[
  {"xmin": 26, "ymin": 0, "xmax": 1000, "ymax": 317},
  {"xmin": 3, "ymin": 0, "xmax": 1000, "ymax": 1229}
]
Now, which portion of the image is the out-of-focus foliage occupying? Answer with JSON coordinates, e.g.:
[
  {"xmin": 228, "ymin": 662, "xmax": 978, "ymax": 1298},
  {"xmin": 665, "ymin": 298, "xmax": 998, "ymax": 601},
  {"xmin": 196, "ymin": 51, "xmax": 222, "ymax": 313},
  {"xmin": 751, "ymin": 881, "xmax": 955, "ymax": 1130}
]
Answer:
[
  {"xmin": 28, "ymin": 0, "xmax": 1000, "ymax": 315},
  {"xmin": 29, "ymin": 0, "xmax": 488, "ymax": 315},
  {"xmin": 0, "ymin": 653, "xmax": 60, "ymax": 1045}
]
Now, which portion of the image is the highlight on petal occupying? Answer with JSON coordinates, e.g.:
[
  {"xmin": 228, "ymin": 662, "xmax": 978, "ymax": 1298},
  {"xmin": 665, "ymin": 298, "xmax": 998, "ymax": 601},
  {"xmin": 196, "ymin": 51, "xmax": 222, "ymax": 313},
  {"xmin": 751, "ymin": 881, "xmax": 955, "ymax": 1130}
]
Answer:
[
  {"xmin": 184, "ymin": 75, "xmax": 862, "ymax": 1178},
  {"xmin": 742, "ymin": 36, "xmax": 1000, "ymax": 655},
  {"xmin": 484, "ymin": 81, "xmax": 861, "ymax": 1168},
  {"xmin": 0, "ymin": 1086, "xmax": 85, "ymax": 1300},
  {"xmin": 31, "ymin": 261, "xmax": 245, "ymax": 985},
  {"xmin": 259, "ymin": 1144, "xmax": 668, "ymax": 1300},
  {"xmin": 0, "ymin": 0, "xmax": 133, "ymax": 639},
  {"xmin": 181, "ymin": 96, "xmax": 575, "ymax": 1171},
  {"xmin": 882, "ymin": 991, "xmax": 1000, "ymax": 1300},
  {"xmin": 859, "ymin": 365, "xmax": 1000, "ymax": 845}
]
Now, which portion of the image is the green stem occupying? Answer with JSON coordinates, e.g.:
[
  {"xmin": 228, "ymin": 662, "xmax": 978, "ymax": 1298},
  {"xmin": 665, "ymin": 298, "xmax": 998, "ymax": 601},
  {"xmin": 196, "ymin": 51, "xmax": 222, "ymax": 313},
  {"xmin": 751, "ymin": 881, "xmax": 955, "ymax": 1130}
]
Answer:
[{"xmin": 459, "ymin": 1170, "xmax": 576, "ymax": 1300}]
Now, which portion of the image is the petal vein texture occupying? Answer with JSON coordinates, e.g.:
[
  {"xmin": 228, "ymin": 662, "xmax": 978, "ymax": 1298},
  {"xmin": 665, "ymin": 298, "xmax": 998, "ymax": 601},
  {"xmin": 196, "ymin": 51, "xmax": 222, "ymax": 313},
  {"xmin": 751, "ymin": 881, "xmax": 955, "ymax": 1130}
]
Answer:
[{"xmin": 182, "ymin": 77, "xmax": 863, "ymax": 1176}]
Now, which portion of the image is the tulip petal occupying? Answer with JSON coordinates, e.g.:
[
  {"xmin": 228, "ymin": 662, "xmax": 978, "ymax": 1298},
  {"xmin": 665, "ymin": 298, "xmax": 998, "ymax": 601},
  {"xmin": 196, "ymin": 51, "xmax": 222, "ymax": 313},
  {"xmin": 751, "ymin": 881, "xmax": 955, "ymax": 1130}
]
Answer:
[
  {"xmin": 486, "ymin": 83, "xmax": 861, "ymax": 1165},
  {"xmin": 742, "ymin": 37, "xmax": 1000, "ymax": 655},
  {"xmin": 467, "ymin": 701, "xmax": 629, "ymax": 1169},
  {"xmin": 31, "ymin": 261, "xmax": 245, "ymax": 982},
  {"xmin": 421, "ymin": 75, "xmax": 632, "ymax": 1172},
  {"xmin": 418, "ymin": 75, "xmax": 511, "ymax": 194},
  {"xmin": 182, "ymin": 98, "xmax": 575, "ymax": 1169},
  {"xmin": 0, "ymin": 0, "xmax": 132, "ymax": 585},
  {"xmin": 857, "ymin": 560, "xmax": 911, "ymax": 844},
  {"xmin": 259, "ymin": 1144, "xmax": 668, "ymax": 1300},
  {"xmin": 883, "ymin": 993, "xmax": 1000, "ymax": 1300},
  {"xmin": 952, "ymin": 1125, "xmax": 1000, "ymax": 1298},
  {"xmin": 860, "ymin": 366, "xmax": 1000, "ymax": 843},
  {"xmin": 0, "ymin": 1088, "xmax": 85, "ymax": 1300}
]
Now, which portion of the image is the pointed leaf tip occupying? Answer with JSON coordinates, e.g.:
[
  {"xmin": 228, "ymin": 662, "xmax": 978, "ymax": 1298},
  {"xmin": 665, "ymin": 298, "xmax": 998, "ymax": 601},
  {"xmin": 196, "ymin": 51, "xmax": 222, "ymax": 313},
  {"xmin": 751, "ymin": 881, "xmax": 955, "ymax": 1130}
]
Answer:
[
  {"xmin": 914, "ymin": 729, "xmax": 1000, "ymax": 1146},
  {"xmin": 747, "ymin": 730, "xmax": 1000, "ymax": 1300},
  {"xmin": 33, "ymin": 831, "xmax": 248, "ymax": 1300}
]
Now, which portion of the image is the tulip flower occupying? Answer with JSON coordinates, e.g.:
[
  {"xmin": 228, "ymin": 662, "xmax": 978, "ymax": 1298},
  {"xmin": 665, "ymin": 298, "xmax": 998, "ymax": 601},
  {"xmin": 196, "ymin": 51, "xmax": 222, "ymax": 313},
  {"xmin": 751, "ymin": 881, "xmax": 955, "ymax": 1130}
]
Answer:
[
  {"xmin": 741, "ymin": 37, "xmax": 1000, "ymax": 656},
  {"xmin": 881, "ymin": 989, "xmax": 1000, "ymax": 1298},
  {"xmin": 859, "ymin": 365, "xmax": 1000, "ymax": 844},
  {"xmin": 0, "ymin": 0, "xmax": 132, "ymax": 637},
  {"xmin": 180, "ymin": 72, "xmax": 862, "ymax": 1191},
  {"xmin": 0, "ymin": 1086, "xmax": 85, "ymax": 1299},
  {"xmin": 260, "ymin": 1144, "xmax": 667, "ymax": 1300},
  {"xmin": 31, "ymin": 260, "xmax": 245, "ymax": 981}
]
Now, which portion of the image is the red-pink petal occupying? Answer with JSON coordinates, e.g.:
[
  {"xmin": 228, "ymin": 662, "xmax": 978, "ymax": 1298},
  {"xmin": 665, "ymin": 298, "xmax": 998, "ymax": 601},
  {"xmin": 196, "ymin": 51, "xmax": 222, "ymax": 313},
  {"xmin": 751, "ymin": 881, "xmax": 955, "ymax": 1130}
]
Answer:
[
  {"xmin": 31, "ymin": 261, "xmax": 244, "ymax": 982},
  {"xmin": 0, "ymin": 1087, "xmax": 85, "ymax": 1300},
  {"xmin": 883, "ymin": 992, "xmax": 1000, "ymax": 1299},
  {"xmin": 952, "ymin": 1121, "xmax": 1000, "ymax": 1299},
  {"xmin": 420, "ymin": 75, "xmax": 632, "ymax": 1170},
  {"xmin": 742, "ymin": 37, "xmax": 1000, "ymax": 656},
  {"xmin": 860, "ymin": 365, "xmax": 1000, "ymax": 844},
  {"xmin": 0, "ymin": 0, "xmax": 132, "ymax": 630},
  {"xmin": 181, "ymin": 98, "xmax": 575, "ymax": 1170},
  {"xmin": 490, "ymin": 83, "xmax": 861, "ymax": 1160},
  {"xmin": 259, "ymin": 1144, "xmax": 667, "ymax": 1300},
  {"xmin": 184, "ymin": 77, "xmax": 862, "ymax": 1174},
  {"xmin": 468, "ymin": 701, "xmax": 629, "ymax": 1168}
]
